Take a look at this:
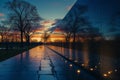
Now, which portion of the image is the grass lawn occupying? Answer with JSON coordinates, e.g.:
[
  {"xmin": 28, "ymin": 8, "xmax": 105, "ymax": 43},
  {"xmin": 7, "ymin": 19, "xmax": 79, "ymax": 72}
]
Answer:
[
  {"xmin": 0, "ymin": 42, "xmax": 42, "ymax": 62},
  {"xmin": 0, "ymin": 49, "xmax": 26, "ymax": 62}
]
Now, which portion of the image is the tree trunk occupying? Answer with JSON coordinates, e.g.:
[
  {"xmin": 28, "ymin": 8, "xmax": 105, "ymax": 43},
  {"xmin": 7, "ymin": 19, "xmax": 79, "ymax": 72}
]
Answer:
[
  {"xmin": 72, "ymin": 32, "xmax": 76, "ymax": 49},
  {"xmin": 20, "ymin": 31, "xmax": 23, "ymax": 47},
  {"xmin": 1, "ymin": 35, "xmax": 3, "ymax": 42},
  {"xmin": 27, "ymin": 35, "xmax": 30, "ymax": 44},
  {"xmin": 28, "ymin": 36, "xmax": 30, "ymax": 43},
  {"xmin": 73, "ymin": 32, "xmax": 76, "ymax": 43},
  {"xmin": 25, "ymin": 34, "xmax": 30, "ymax": 46},
  {"xmin": 65, "ymin": 34, "xmax": 70, "ymax": 48}
]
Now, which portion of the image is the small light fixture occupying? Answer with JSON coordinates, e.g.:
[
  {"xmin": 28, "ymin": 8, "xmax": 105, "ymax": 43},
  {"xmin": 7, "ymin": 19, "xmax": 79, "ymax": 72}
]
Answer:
[
  {"xmin": 95, "ymin": 66, "xmax": 97, "ymax": 68},
  {"xmin": 69, "ymin": 64, "xmax": 73, "ymax": 67},
  {"xmin": 103, "ymin": 74, "xmax": 107, "ymax": 77},
  {"xmin": 90, "ymin": 68, "xmax": 94, "ymax": 71},
  {"xmin": 115, "ymin": 69, "xmax": 117, "ymax": 72},
  {"xmin": 81, "ymin": 64, "xmax": 84, "ymax": 66},
  {"xmin": 77, "ymin": 69, "xmax": 81, "ymax": 74},
  {"xmin": 108, "ymin": 71, "xmax": 112, "ymax": 74},
  {"xmin": 74, "ymin": 60, "xmax": 78, "ymax": 63}
]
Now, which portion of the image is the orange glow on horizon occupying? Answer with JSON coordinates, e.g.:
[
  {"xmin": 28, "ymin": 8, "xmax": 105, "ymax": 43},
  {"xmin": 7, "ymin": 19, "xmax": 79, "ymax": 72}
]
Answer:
[{"xmin": 40, "ymin": 20, "xmax": 55, "ymax": 27}]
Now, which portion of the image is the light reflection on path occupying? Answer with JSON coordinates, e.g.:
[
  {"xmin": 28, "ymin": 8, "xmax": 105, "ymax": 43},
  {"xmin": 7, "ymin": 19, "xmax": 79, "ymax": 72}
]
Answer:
[
  {"xmin": 0, "ymin": 46, "xmax": 44, "ymax": 80},
  {"xmin": 0, "ymin": 45, "xmax": 101, "ymax": 80}
]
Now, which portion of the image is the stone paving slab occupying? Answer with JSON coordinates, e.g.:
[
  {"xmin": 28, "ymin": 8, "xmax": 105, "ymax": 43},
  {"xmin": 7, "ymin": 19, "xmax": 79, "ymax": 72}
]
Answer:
[
  {"xmin": 38, "ymin": 71, "xmax": 52, "ymax": 75},
  {"xmin": 38, "ymin": 59, "xmax": 57, "ymax": 80},
  {"xmin": 40, "ymin": 75, "xmax": 57, "ymax": 80}
]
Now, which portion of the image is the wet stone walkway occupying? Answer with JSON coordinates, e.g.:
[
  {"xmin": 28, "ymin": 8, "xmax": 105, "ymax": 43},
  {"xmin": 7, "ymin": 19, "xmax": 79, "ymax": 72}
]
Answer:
[
  {"xmin": 0, "ymin": 45, "xmax": 98, "ymax": 80},
  {"xmin": 37, "ymin": 52, "xmax": 57, "ymax": 80}
]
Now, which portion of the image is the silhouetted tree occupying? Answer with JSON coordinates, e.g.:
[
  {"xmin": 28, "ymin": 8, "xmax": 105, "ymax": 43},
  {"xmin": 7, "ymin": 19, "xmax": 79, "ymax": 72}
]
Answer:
[
  {"xmin": 61, "ymin": 4, "xmax": 89, "ymax": 44},
  {"xmin": 24, "ymin": 21, "xmax": 40, "ymax": 44},
  {"xmin": 0, "ymin": 25, "xmax": 5, "ymax": 42},
  {"xmin": 71, "ymin": 16, "xmax": 90, "ymax": 43},
  {"xmin": 5, "ymin": 0, "xmax": 40, "ymax": 45},
  {"xmin": 42, "ymin": 30, "xmax": 51, "ymax": 43},
  {"xmin": 60, "ymin": 20, "xmax": 72, "ymax": 43},
  {"xmin": 24, "ymin": 22, "xmax": 32, "ymax": 44},
  {"xmin": 0, "ymin": 24, "xmax": 10, "ymax": 42}
]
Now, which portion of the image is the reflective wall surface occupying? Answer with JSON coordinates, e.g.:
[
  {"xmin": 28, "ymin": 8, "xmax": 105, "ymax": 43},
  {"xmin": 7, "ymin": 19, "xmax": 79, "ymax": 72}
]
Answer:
[{"xmin": 48, "ymin": 42, "xmax": 120, "ymax": 80}]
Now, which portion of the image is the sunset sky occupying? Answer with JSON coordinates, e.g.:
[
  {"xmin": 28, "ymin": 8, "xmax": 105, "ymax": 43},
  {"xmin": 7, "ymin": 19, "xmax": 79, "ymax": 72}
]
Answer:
[
  {"xmin": 0, "ymin": 0, "xmax": 120, "ymax": 34},
  {"xmin": 0, "ymin": 0, "xmax": 76, "ymax": 21}
]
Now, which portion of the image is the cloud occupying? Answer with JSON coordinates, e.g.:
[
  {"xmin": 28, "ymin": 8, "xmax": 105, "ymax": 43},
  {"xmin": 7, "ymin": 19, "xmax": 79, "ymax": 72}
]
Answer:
[
  {"xmin": 40, "ymin": 20, "xmax": 55, "ymax": 27},
  {"xmin": 0, "ymin": 13, "xmax": 4, "ymax": 17},
  {"xmin": 66, "ymin": 5, "xmax": 72, "ymax": 11},
  {"xmin": 66, "ymin": 4, "xmax": 74, "ymax": 11},
  {"xmin": 0, "ymin": 18, "xmax": 5, "ymax": 21}
]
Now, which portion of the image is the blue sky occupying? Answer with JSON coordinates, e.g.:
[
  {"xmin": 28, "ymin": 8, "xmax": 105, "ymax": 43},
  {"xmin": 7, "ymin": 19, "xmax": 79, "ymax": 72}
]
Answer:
[
  {"xmin": 0, "ymin": 0, "xmax": 77, "ymax": 21},
  {"xmin": 26, "ymin": 0, "xmax": 77, "ymax": 20}
]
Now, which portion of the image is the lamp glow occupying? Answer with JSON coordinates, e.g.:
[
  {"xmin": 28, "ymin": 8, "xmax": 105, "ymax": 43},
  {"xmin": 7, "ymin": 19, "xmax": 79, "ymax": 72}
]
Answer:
[
  {"xmin": 103, "ymin": 74, "xmax": 107, "ymax": 77},
  {"xmin": 77, "ymin": 69, "xmax": 81, "ymax": 74},
  {"xmin": 69, "ymin": 64, "xmax": 73, "ymax": 67}
]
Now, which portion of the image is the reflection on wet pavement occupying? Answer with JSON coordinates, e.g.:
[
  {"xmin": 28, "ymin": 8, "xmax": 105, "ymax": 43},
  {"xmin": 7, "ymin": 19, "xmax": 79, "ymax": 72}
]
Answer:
[
  {"xmin": 0, "ymin": 45, "xmax": 99, "ymax": 80},
  {"xmin": 0, "ymin": 46, "xmax": 43, "ymax": 80}
]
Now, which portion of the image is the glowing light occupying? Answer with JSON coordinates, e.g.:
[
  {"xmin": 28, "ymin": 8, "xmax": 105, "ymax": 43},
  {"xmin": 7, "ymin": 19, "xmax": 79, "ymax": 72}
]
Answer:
[
  {"xmin": 90, "ymin": 68, "xmax": 94, "ymax": 71},
  {"xmin": 74, "ymin": 60, "xmax": 78, "ymax": 63},
  {"xmin": 115, "ymin": 69, "xmax": 117, "ymax": 72},
  {"xmin": 103, "ymin": 74, "xmax": 108, "ymax": 77},
  {"xmin": 81, "ymin": 64, "xmax": 85, "ymax": 67},
  {"xmin": 95, "ymin": 66, "xmax": 97, "ymax": 68},
  {"xmin": 108, "ymin": 71, "xmax": 112, "ymax": 74},
  {"xmin": 77, "ymin": 69, "xmax": 81, "ymax": 74},
  {"xmin": 69, "ymin": 64, "xmax": 73, "ymax": 67}
]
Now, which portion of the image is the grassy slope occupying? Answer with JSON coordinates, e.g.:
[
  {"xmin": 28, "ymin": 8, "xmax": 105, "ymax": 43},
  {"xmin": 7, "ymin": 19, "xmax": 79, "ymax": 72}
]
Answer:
[{"xmin": 0, "ymin": 43, "xmax": 42, "ymax": 62}]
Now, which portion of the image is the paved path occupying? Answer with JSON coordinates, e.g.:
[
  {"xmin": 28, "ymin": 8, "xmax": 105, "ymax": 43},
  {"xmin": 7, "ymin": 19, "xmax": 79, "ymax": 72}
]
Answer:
[{"xmin": 0, "ymin": 46, "xmax": 98, "ymax": 80}]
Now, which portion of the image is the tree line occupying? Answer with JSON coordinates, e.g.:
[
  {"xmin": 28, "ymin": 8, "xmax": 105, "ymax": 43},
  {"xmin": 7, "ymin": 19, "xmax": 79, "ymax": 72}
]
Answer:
[{"xmin": 0, "ymin": 0, "xmax": 42, "ymax": 46}]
